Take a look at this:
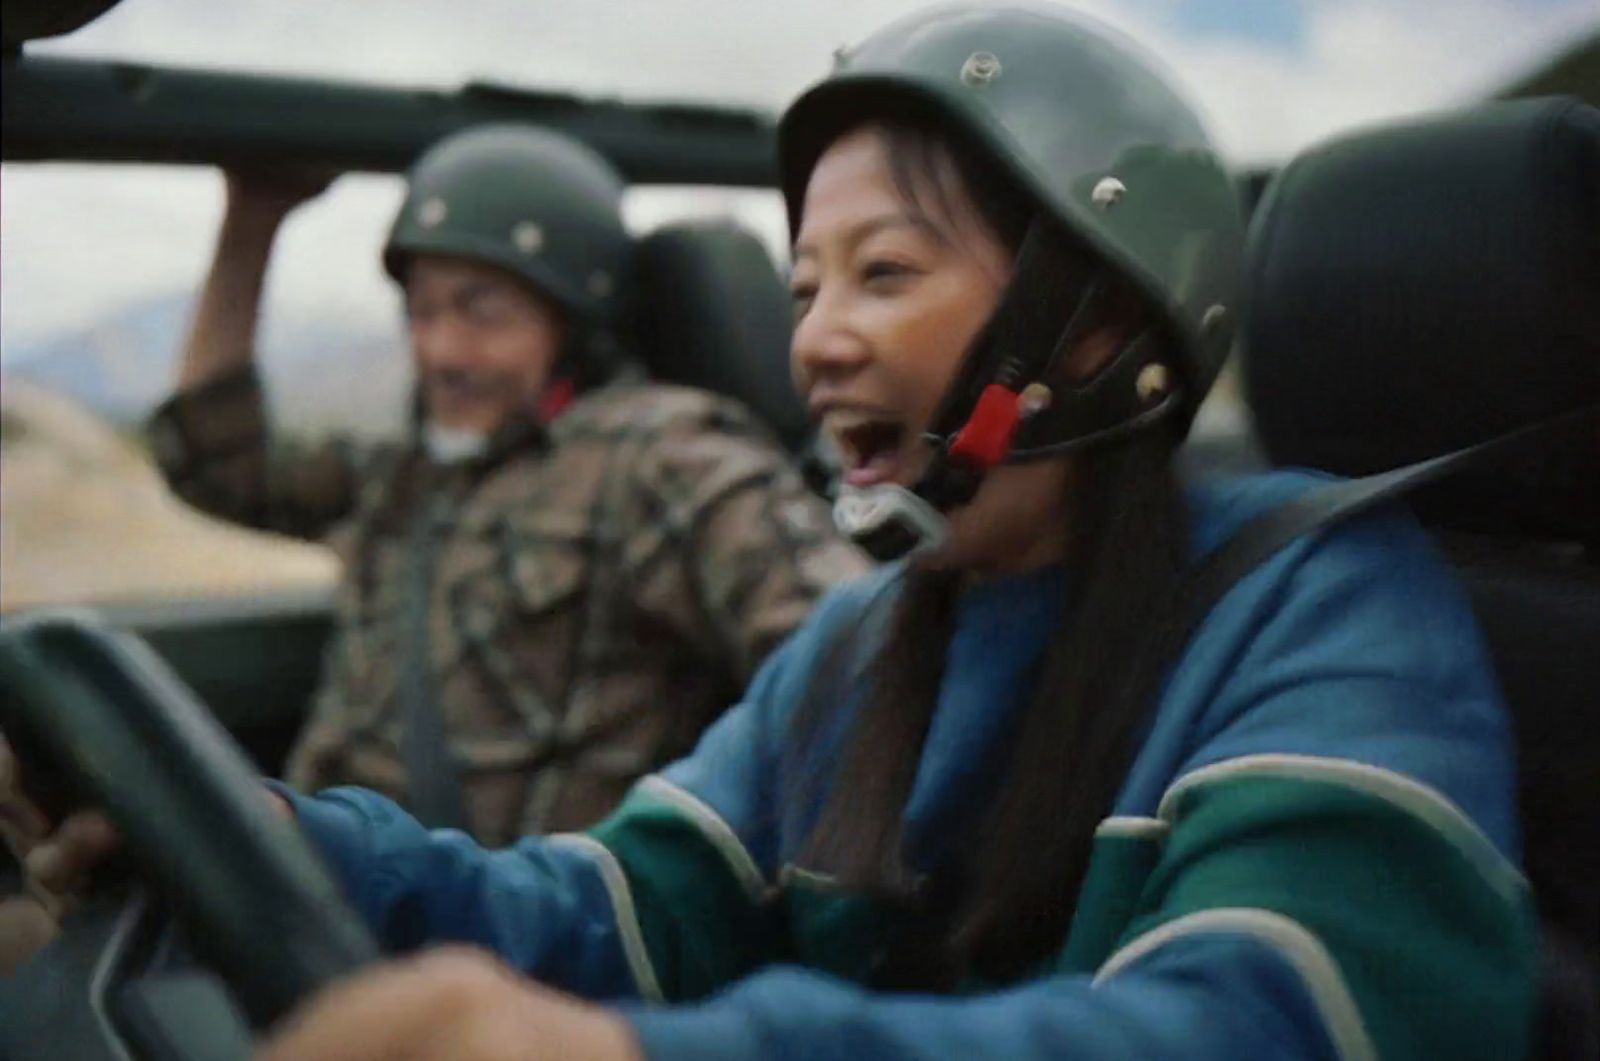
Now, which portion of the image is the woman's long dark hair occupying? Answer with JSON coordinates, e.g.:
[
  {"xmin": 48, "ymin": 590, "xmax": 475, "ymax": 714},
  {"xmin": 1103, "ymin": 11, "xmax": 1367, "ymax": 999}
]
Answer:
[{"xmin": 789, "ymin": 116, "xmax": 1190, "ymax": 986}]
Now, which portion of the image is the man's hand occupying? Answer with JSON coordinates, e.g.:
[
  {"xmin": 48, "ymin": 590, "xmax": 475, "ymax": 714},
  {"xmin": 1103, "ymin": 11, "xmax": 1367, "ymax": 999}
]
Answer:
[
  {"xmin": 224, "ymin": 168, "xmax": 339, "ymax": 223},
  {"xmin": 254, "ymin": 947, "xmax": 645, "ymax": 1061}
]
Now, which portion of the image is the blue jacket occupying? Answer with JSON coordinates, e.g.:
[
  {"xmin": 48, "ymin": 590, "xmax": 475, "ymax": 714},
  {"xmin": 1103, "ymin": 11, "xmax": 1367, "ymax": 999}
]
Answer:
[{"xmin": 282, "ymin": 471, "xmax": 1536, "ymax": 1060}]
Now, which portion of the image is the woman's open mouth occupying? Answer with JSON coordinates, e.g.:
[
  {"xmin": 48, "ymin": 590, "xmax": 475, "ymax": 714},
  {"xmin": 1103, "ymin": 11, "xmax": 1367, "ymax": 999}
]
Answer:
[{"xmin": 825, "ymin": 409, "xmax": 911, "ymax": 488}]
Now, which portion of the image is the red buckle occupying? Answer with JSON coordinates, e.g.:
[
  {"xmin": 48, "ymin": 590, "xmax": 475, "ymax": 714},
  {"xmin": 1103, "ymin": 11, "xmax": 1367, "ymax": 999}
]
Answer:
[{"xmin": 947, "ymin": 384, "xmax": 1022, "ymax": 468}]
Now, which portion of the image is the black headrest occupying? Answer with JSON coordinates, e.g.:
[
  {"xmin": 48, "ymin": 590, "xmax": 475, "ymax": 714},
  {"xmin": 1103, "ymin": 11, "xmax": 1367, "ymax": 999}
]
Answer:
[
  {"xmin": 628, "ymin": 220, "xmax": 809, "ymax": 450},
  {"xmin": 1243, "ymin": 98, "xmax": 1600, "ymax": 543}
]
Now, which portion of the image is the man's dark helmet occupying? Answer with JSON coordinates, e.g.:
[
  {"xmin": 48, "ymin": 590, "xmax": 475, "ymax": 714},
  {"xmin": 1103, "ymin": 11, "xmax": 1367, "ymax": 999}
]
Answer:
[{"xmin": 385, "ymin": 124, "xmax": 630, "ymax": 330}]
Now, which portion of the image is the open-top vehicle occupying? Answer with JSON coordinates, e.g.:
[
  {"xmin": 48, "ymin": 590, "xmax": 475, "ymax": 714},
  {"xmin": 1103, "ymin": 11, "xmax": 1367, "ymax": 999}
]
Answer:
[{"xmin": 2, "ymin": 2, "xmax": 1596, "ymax": 1057}]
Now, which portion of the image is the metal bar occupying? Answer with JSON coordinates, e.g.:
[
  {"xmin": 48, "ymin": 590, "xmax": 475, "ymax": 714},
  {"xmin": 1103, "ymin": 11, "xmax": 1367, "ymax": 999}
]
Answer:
[{"xmin": 1, "ymin": 54, "xmax": 780, "ymax": 186}]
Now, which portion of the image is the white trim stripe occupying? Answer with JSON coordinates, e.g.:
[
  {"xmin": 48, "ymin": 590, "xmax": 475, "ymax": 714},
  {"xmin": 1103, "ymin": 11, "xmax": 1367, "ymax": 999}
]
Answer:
[
  {"xmin": 546, "ymin": 833, "xmax": 665, "ymax": 1003},
  {"xmin": 1095, "ymin": 816, "xmax": 1170, "ymax": 840},
  {"xmin": 778, "ymin": 864, "xmax": 844, "ymax": 891},
  {"xmin": 1157, "ymin": 754, "xmax": 1525, "ymax": 901},
  {"xmin": 637, "ymin": 775, "xmax": 768, "ymax": 901},
  {"xmin": 1094, "ymin": 907, "xmax": 1377, "ymax": 1061}
]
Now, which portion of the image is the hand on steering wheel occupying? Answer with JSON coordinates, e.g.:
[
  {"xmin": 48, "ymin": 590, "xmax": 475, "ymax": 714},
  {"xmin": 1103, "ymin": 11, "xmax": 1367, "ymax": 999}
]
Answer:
[
  {"xmin": 0, "ymin": 611, "xmax": 376, "ymax": 1039},
  {"xmin": 2, "ymin": 734, "xmax": 291, "ymax": 918},
  {"xmin": 3, "ymin": 735, "xmax": 114, "ymax": 910}
]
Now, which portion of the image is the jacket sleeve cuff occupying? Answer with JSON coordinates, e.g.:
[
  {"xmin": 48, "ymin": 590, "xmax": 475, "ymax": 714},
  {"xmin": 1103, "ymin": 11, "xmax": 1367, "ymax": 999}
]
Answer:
[
  {"xmin": 146, "ymin": 364, "xmax": 268, "ymax": 478},
  {"xmin": 262, "ymin": 779, "xmax": 379, "ymax": 916}
]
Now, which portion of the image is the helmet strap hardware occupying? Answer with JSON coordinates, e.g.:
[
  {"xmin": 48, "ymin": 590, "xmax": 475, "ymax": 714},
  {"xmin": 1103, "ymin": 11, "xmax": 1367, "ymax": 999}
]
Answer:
[
  {"xmin": 832, "ymin": 483, "xmax": 950, "ymax": 562},
  {"xmin": 1018, "ymin": 382, "xmax": 1054, "ymax": 417},
  {"xmin": 947, "ymin": 383, "xmax": 1025, "ymax": 468},
  {"xmin": 1136, "ymin": 362, "xmax": 1172, "ymax": 403}
]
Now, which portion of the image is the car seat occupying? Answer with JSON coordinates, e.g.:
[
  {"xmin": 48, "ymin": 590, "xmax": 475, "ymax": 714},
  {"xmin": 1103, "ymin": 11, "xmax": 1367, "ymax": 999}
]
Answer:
[
  {"xmin": 627, "ymin": 219, "xmax": 810, "ymax": 451},
  {"xmin": 1241, "ymin": 96, "xmax": 1600, "ymax": 1060}
]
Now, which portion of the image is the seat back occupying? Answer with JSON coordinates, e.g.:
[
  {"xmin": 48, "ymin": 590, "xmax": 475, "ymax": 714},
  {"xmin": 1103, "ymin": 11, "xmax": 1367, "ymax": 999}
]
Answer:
[
  {"xmin": 1241, "ymin": 97, "xmax": 1600, "ymax": 1058},
  {"xmin": 627, "ymin": 219, "xmax": 809, "ymax": 450}
]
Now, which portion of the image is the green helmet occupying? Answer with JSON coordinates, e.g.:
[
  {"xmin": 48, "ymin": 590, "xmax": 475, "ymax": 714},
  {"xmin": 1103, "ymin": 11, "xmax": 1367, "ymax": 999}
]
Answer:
[
  {"xmin": 384, "ymin": 124, "xmax": 629, "ymax": 327},
  {"xmin": 778, "ymin": 2, "xmax": 1243, "ymax": 418}
]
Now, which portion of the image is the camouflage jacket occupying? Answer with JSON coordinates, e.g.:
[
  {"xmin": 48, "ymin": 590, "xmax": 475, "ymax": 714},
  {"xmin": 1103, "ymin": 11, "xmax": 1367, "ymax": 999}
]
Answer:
[{"xmin": 147, "ymin": 367, "xmax": 867, "ymax": 844}]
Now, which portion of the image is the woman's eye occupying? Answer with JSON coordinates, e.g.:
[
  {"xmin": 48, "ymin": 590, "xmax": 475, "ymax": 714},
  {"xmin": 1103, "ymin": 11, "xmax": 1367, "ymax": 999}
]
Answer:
[
  {"xmin": 789, "ymin": 283, "xmax": 818, "ymax": 316},
  {"xmin": 862, "ymin": 261, "xmax": 914, "ymax": 287}
]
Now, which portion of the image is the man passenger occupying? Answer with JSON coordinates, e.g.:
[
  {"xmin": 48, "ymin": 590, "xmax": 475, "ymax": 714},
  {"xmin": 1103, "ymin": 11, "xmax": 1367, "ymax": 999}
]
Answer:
[{"xmin": 147, "ymin": 125, "xmax": 868, "ymax": 843}]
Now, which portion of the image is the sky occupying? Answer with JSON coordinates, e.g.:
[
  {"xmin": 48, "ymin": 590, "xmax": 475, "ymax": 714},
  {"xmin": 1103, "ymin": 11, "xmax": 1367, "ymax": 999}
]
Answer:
[{"xmin": 2, "ymin": 0, "xmax": 1595, "ymax": 349}]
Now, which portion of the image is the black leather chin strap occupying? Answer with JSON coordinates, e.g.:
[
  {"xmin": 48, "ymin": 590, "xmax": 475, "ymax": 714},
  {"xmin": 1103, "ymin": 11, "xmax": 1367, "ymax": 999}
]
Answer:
[
  {"xmin": 918, "ymin": 220, "xmax": 1082, "ymax": 447},
  {"xmin": 909, "ymin": 217, "xmax": 1181, "ymax": 515},
  {"xmin": 1007, "ymin": 329, "xmax": 1184, "ymax": 461}
]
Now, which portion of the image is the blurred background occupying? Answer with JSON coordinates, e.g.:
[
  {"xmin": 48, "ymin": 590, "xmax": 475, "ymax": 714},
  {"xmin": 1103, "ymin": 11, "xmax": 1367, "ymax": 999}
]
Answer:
[{"xmin": 3, "ymin": 0, "xmax": 1597, "ymax": 610}]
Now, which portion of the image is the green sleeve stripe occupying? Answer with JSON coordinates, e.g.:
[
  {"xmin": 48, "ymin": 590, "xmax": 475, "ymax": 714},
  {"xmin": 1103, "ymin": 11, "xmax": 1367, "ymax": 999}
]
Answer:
[
  {"xmin": 636, "ymin": 775, "xmax": 768, "ymax": 899},
  {"xmin": 545, "ymin": 833, "xmax": 665, "ymax": 1002},
  {"xmin": 589, "ymin": 781, "xmax": 783, "ymax": 1001},
  {"xmin": 1058, "ymin": 832, "xmax": 1168, "ymax": 973},
  {"xmin": 1095, "ymin": 815, "xmax": 1170, "ymax": 840},
  {"xmin": 1131, "ymin": 772, "xmax": 1537, "ymax": 1060},
  {"xmin": 1158, "ymin": 754, "xmax": 1524, "ymax": 902},
  {"xmin": 1094, "ymin": 906, "xmax": 1377, "ymax": 1061}
]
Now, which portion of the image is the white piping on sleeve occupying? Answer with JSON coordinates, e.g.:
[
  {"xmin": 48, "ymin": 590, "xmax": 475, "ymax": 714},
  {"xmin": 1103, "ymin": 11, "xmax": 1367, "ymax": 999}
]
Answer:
[
  {"xmin": 637, "ymin": 774, "xmax": 769, "ymax": 901},
  {"xmin": 1094, "ymin": 907, "xmax": 1377, "ymax": 1061},
  {"xmin": 1094, "ymin": 816, "xmax": 1171, "ymax": 840},
  {"xmin": 546, "ymin": 833, "xmax": 665, "ymax": 1003},
  {"xmin": 1157, "ymin": 753, "xmax": 1525, "ymax": 901}
]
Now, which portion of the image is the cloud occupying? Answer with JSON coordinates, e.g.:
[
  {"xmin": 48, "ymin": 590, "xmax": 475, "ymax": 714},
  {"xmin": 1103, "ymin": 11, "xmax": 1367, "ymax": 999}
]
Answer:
[
  {"xmin": 3, "ymin": 0, "xmax": 1593, "ymax": 344},
  {"xmin": 1, "ymin": 166, "xmax": 409, "ymax": 346},
  {"xmin": 1175, "ymin": 0, "xmax": 1599, "ymax": 161}
]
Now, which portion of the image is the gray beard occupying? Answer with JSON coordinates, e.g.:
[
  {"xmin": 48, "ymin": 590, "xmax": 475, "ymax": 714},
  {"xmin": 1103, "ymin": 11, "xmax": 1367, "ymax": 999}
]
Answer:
[{"xmin": 422, "ymin": 423, "xmax": 491, "ymax": 465}]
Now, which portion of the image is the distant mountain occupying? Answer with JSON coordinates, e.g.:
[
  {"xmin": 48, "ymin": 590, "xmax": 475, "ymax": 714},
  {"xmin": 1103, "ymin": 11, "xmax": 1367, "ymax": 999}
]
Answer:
[
  {"xmin": 0, "ymin": 378, "xmax": 339, "ymax": 612},
  {"xmin": 2, "ymin": 293, "xmax": 411, "ymax": 440}
]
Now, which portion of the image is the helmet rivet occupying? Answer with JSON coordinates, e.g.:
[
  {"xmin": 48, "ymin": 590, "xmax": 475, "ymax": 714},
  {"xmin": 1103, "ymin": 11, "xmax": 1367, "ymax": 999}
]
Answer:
[
  {"xmin": 1017, "ymin": 382, "xmax": 1054, "ymax": 417},
  {"xmin": 960, "ymin": 51, "xmax": 1002, "ymax": 87},
  {"xmin": 1201, "ymin": 303, "xmax": 1229, "ymax": 335},
  {"xmin": 512, "ymin": 221, "xmax": 544, "ymax": 254},
  {"xmin": 831, "ymin": 45, "xmax": 851, "ymax": 70},
  {"xmin": 1136, "ymin": 363, "xmax": 1172, "ymax": 402},
  {"xmin": 417, "ymin": 197, "xmax": 448, "ymax": 228},
  {"xmin": 1091, "ymin": 177, "xmax": 1126, "ymax": 210},
  {"xmin": 588, "ymin": 271, "xmax": 614, "ymax": 299}
]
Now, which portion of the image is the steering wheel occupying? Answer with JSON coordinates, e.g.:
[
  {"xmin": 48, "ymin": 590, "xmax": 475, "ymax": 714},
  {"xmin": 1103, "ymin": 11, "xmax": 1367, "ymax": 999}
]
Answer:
[{"xmin": 0, "ymin": 611, "xmax": 379, "ymax": 1059}]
